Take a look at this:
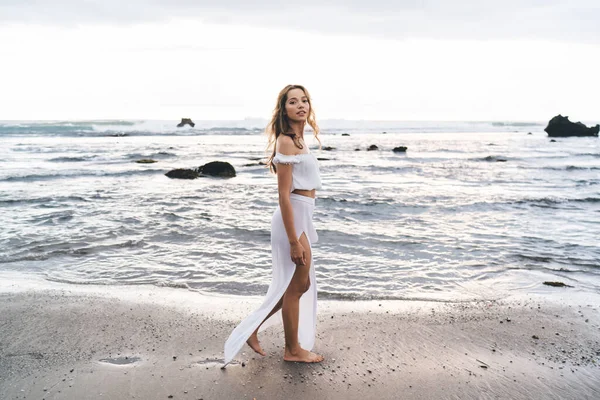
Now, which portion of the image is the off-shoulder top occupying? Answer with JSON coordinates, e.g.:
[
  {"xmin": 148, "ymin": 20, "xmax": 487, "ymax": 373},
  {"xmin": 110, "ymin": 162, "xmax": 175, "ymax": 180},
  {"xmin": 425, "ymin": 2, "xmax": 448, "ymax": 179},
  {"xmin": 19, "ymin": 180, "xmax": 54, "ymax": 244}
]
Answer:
[{"xmin": 272, "ymin": 151, "xmax": 322, "ymax": 192}]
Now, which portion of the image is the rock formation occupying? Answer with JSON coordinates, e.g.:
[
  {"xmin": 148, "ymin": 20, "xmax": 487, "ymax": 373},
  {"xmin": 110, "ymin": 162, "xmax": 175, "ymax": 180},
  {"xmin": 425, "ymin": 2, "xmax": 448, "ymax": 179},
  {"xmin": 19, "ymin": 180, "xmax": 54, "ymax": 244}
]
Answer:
[
  {"xmin": 196, "ymin": 161, "xmax": 236, "ymax": 178},
  {"xmin": 165, "ymin": 169, "xmax": 199, "ymax": 179},
  {"xmin": 177, "ymin": 118, "xmax": 195, "ymax": 128},
  {"xmin": 544, "ymin": 115, "xmax": 599, "ymax": 137},
  {"xmin": 165, "ymin": 161, "xmax": 237, "ymax": 179}
]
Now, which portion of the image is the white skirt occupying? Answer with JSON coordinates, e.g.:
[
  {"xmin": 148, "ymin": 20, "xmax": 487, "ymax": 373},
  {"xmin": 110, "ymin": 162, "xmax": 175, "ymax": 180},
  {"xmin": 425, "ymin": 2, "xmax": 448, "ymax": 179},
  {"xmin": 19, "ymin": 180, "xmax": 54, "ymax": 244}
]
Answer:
[{"xmin": 224, "ymin": 193, "xmax": 318, "ymax": 365}]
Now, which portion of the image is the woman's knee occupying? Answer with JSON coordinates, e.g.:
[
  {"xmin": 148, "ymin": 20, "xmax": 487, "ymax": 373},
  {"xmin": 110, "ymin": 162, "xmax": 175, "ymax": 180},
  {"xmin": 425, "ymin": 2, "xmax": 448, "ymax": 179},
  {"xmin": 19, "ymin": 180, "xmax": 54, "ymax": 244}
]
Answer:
[
  {"xmin": 288, "ymin": 281, "xmax": 309, "ymax": 297},
  {"xmin": 287, "ymin": 270, "xmax": 310, "ymax": 296},
  {"xmin": 303, "ymin": 277, "xmax": 311, "ymax": 293}
]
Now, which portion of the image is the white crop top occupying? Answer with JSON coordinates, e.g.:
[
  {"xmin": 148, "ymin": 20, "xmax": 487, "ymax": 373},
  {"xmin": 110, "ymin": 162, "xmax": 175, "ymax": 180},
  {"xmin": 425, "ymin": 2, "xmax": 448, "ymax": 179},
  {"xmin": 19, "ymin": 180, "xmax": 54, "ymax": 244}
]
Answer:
[{"xmin": 272, "ymin": 151, "xmax": 322, "ymax": 192}]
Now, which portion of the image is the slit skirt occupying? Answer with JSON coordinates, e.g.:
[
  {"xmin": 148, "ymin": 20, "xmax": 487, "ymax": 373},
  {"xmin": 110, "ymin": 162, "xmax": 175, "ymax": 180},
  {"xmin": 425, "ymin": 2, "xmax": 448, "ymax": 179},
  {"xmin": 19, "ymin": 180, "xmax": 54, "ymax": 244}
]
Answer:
[{"xmin": 224, "ymin": 194, "xmax": 318, "ymax": 364}]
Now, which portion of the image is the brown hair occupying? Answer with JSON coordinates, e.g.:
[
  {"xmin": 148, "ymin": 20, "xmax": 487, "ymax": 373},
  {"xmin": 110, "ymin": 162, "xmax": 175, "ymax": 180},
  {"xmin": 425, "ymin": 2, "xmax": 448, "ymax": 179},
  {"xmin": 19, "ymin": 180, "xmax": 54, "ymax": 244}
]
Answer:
[{"xmin": 266, "ymin": 84, "xmax": 321, "ymax": 173}]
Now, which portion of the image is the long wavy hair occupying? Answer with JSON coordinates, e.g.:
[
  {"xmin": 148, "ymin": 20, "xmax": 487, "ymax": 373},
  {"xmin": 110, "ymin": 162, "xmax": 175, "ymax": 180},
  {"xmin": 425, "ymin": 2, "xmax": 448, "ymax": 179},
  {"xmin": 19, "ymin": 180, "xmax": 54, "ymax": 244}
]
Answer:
[{"xmin": 266, "ymin": 84, "xmax": 321, "ymax": 173}]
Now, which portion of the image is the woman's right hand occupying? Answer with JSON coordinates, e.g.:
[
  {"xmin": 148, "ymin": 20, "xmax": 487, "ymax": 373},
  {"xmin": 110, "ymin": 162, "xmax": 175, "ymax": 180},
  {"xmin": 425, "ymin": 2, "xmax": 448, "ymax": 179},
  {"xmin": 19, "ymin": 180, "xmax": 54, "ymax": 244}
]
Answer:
[{"xmin": 290, "ymin": 241, "xmax": 306, "ymax": 266}]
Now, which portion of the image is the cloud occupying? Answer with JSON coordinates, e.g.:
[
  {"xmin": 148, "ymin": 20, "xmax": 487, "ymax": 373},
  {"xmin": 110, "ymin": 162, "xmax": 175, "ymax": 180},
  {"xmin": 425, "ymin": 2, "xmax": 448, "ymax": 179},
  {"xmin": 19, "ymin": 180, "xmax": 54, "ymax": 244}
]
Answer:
[{"xmin": 1, "ymin": 0, "xmax": 599, "ymax": 43}]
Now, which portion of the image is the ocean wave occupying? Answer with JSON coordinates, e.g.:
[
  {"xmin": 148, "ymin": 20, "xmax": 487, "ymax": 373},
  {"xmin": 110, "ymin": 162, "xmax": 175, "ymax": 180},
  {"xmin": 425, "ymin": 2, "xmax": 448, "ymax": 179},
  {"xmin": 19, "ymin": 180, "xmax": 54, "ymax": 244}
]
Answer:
[
  {"xmin": 156, "ymin": 280, "xmax": 192, "ymax": 289},
  {"xmin": 2, "ymin": 239, "xmax": 148, "ymax": 264},
  {"xmin": 30, "ymin": 210, "xmax": 75, "ymax": 225},
  {"xmin": 442, "ymin": 196, "xmax": 600, "ymax": 212},
  {"xmin": 1, "ymin": 169, "xmax": 160, "ymax": 182},
  {"xmin": 0, "ymin": 195, "xmax": 88, "ymax": 206},
  {"xmin": 11, "ymin": 146, "xmax": 91, "ymax": 154},
  {"xmin": 569, "ymin": 153, "xmax": 600, "ymax": 158},
  {"xmin": 491, "ymin": 121, "xmax": 542, "ymax": 127},
  {"xmin": 514, "ymin": 197, "xmax": 600, "ymax": 206},
  {"xmin": 514, "ymin": 254, "xmax": 600, "ymax": 270},
  {"xmin": 82, "ymin": 120, "xmax": 137, "ymax": 126},
  {"xmin": 431, "ymin": 148, "xmax": 469, "ymax": 153},
  {"xmin": 518, "ymin": 165, "xmax": 600, "ymax": 171},
  {"xmin": 566, "ymin": 166, "xmax": 600, "ymax": 171},
  {"xmin": 208, "ymin": 127, "xmax": 252, "ymax": 132},
  {"xmin": 473, "ymin": 155, "xmax": 509, "ymax": 162},
  {"xmin": 48, "ymin": 155, "xmax": 98, "ymax": 162},
  {"xmin": 0, "ymin": 120, "xmax": 266, "ymax": 137},
  {"xmin": 574, "ymin": 197, "xmax": 600, "ymax": 203},
  {"xmin": 125, "ymin": 151, "xmax": 177, "ymax": 159},
  {"xmin": 575, "ymin": 179, "xmax": 600, "ymax": 186},
  {"xmin": 514, "ymin": 254, "xmax": 553, "ymax": 263},
  {"xmin": 0, "ymin": 119, "xmax": 551, "ymax": 137},
  {"xmin": 318, "ymin": 196, "xmax": 398, "ymax": 207},
  {"xmin": 0, "ymin": 122, "xmax": 95, "ymax": 136}
]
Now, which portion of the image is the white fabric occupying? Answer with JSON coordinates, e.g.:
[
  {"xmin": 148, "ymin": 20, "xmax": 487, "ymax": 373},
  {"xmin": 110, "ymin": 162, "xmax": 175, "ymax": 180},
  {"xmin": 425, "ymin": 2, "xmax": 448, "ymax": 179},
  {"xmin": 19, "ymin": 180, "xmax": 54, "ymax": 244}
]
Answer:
[
  {"xmin": 272, "ymin": 151, "xmax": 322, "ymax": 192},
  {"xmin": 223, "ymin": 193, "xmax": 318, "ymax": 365}
]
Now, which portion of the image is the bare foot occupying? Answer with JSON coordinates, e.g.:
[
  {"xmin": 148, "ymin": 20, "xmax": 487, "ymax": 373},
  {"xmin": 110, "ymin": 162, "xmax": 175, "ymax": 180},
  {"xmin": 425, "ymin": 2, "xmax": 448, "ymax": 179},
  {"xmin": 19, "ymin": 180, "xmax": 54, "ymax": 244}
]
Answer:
[
  {"xmin": 246, "ymin": 333, "xmax": 266, "ymax": 356},
  {"xmin": 284, "ymin": 347, "xmax": 324, "ymax": 363}
]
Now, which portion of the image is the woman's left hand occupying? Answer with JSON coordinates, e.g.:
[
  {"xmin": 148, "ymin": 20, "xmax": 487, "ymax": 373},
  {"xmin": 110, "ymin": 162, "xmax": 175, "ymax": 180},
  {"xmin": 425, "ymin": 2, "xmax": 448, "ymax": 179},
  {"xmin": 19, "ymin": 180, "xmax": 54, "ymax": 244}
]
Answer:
[{"xmin": 290, "ymin": 241, "xmax": 306, "ymax": 266}]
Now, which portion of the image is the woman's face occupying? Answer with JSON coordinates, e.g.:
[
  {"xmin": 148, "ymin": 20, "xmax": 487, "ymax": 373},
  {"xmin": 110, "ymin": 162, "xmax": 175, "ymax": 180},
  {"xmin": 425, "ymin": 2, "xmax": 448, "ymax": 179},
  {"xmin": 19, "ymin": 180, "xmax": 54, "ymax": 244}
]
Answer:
[{"xmin": 284, "ymin": 88, "xmax": 310, "ymax": 122}]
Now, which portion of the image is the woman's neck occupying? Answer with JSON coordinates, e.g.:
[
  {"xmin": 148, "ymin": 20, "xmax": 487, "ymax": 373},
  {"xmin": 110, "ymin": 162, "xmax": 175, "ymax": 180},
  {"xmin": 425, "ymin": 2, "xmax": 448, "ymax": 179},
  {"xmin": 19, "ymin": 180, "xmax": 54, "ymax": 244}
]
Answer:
[{"xmin": 288, "ymin": 121, "xmax": 305, "ymax": 138}]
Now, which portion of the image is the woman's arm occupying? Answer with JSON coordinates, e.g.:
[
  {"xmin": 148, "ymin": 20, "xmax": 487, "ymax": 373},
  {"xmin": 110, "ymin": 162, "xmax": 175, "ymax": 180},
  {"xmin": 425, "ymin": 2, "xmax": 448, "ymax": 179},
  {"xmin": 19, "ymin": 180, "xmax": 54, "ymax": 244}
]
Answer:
[{"xmin": 276, "ymin": 138, "xmax": 306, "ymax": 265}]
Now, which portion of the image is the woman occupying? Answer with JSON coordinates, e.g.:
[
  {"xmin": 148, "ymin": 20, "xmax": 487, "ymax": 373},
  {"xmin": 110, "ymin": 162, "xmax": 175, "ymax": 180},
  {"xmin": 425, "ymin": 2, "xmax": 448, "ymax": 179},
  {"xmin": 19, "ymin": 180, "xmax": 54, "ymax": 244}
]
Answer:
[{"xmin": 224, "ymin": 84, "xmax": 324, "ymax": 365}]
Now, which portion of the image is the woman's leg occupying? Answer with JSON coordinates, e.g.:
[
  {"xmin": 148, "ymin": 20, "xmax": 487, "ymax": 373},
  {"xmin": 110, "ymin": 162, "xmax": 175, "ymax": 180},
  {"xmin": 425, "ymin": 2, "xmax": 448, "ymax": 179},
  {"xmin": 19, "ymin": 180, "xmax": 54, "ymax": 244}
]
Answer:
[
  {"xmin": 282, "ymin": 232, "xmax": 323, "ymax": 363},
  {"xmin": 246, "ymin": 297, "xmax": 283, "ymax": 356}
]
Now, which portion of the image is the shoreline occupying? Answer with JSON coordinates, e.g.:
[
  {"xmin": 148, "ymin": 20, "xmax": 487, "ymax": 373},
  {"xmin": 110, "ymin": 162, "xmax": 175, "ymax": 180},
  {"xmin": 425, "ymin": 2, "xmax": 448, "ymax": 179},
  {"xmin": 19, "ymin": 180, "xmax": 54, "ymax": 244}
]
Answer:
[{"xmin": 1, "ymin": 273, "xmax": 599, "ymax": 399}]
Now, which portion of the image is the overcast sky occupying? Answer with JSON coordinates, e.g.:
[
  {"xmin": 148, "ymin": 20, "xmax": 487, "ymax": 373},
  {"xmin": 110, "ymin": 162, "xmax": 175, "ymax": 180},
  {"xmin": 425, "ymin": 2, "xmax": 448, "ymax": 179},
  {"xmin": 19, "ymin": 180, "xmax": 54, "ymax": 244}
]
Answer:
[{"xmin": 1, "ymin": 1, "xmax": 599, "ymax": 121}]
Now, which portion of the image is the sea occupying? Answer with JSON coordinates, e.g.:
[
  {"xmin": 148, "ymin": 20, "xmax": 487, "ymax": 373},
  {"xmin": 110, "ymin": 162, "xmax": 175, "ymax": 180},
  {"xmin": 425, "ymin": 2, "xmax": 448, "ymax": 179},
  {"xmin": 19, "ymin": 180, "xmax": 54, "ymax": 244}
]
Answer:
[{"xmin": 1, "ymin": 119, "xmax": 599, "ymax": 302}]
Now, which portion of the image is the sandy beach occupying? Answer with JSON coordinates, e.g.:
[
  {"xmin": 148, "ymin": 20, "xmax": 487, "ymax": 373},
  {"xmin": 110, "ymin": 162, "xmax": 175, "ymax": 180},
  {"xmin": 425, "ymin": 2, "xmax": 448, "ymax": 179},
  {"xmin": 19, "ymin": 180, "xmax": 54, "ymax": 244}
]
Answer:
[{"xmin": 1, "ymin": 274, "xmax": 599, "ymax": 400}]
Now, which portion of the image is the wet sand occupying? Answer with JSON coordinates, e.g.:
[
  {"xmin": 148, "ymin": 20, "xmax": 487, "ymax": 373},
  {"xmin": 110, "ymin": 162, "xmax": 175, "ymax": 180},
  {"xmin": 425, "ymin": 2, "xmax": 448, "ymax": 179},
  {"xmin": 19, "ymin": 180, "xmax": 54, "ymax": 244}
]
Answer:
[{"xmin": 1, "ymin": 275, "xmax": 599, "ymax": 400}]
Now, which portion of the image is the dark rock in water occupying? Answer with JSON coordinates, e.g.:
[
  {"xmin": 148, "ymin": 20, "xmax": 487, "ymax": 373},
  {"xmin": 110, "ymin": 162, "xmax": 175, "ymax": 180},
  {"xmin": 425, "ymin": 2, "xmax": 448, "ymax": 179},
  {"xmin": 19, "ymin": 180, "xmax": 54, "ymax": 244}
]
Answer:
[
  {"xmin": 550, "ymin": 139, "xmax": 557, "ymax": 142},
  {"xmin": 196, "ymin": 161, "xmax": 236, "ymax": 178},
  {"xmin": 527, "ymin": 132, "xmax": 533, "ymax": 135},
  {"xmin": 177, "ymin": 118, "xmax": 195, "ymax": 128},
  {"xmin": 483, "ymin": 156, "xmax": 507, "ymax": 162},
  {"xmin": 543, "ymin": 281, "xmax": 572, "ymax": 287},
  {"xmin": 108, "ymin": 133, "xmax": 128, "ymax": 137},
  {"xmin": 322, "ymin": 146, "xmax": 335, "ymax": 151},
  {"xmin": 136, "ymin": 159, "xmax": 157, "ymax": 164},
  {"xmin": 393, "ymin": 146, "xmax": 407, "ymax": 153},
  {"xmin": 544, "ymin": 115, "xmax": 599, "ymax": 137},
  {"xmin": 165, "ymin": 168, "xmax": 199, "ymax": 179},
  {"xmin": 355, "ymin": 148, "xmax": 361, "ymax": 151},
  {"xmin": 367, "ymin": 145, "xmax": 379, "ymax": 151},
  {"xmin": 342, "ymin": 133, "xmax": 350, "ymax": 136}
]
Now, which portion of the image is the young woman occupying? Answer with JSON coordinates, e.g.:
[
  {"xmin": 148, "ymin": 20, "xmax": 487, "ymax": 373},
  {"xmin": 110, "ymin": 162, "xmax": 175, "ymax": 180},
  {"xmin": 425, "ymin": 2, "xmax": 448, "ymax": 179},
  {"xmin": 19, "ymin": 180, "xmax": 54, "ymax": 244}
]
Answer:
[{"xmin": 224, "ymin": 84, "xmax": 324, "ymax": 364}]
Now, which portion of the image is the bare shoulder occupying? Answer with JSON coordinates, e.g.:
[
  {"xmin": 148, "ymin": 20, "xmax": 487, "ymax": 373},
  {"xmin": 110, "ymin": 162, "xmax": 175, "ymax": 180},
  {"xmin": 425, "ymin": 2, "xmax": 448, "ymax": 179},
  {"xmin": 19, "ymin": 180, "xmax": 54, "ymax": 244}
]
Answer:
[{"xmin": 276, "ymin": 135, "xmax": 299, "ymax": 155}]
